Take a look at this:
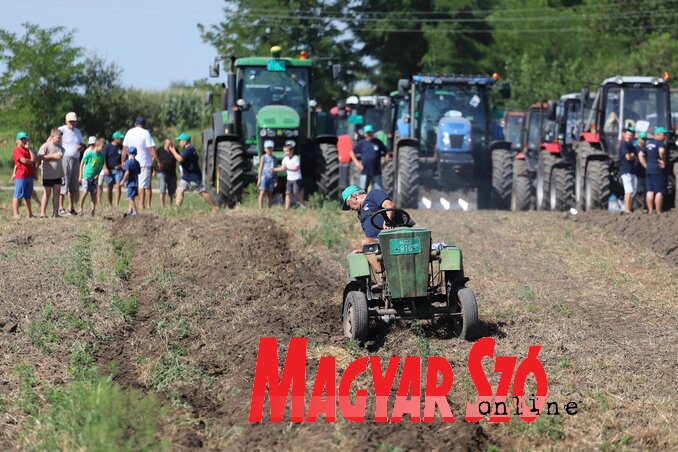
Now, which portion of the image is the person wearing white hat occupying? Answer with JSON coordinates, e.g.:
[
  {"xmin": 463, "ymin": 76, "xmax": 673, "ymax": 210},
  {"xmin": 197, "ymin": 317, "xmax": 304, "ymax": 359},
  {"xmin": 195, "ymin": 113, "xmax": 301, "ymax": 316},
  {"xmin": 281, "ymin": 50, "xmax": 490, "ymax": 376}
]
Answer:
[
  {"xmin": 58, "ymin": 112, "xmax": 84, "ymax": 215},
  {"xmin": 257, "ymin": 140, "xmax": 277, "ymax": 208}
]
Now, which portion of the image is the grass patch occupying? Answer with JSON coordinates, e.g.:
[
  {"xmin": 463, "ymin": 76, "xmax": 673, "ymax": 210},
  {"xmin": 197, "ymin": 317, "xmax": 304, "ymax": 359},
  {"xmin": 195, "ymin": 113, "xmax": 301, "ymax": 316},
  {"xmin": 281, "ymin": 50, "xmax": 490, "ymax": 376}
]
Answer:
[
  {"xmin": 511, "ymin": 413, "xmax": 565, "ymax": 440},
  {"xmin": 62, "ymin": 232, "xmax": 94, "ymax": 308},
  {"xmin": 595, "ymin": 390, "xmax": 610, "ymax": 412},
  {"xmin": 23, "ymin": 375, "xmax": 167, "ymax": 451},
  {"xmin": 109, "ymin": 294, "xmax": 139, "ymax": 322},
  {"xmin": 155, "ymin": 315, "xmax": 192, "ymax": 342},
  {"xmin": 111, "ymin": 236, "xmax": 132, "ymax": 281},
  {"xmin": 149, "ymin": 352, "xmax": 194, "ymax": 391},
  {"xmin": 27, "ymin": 305, "xmax": 62, "ymax": 353},
  {"xmin": 300, "ymin": 200, "xmax": 353, "ymax": 254},
  {"xmin": 15, "ymin": 363, "xmax": 39, "ymax": 415},
  {"xmin": 518, "ymin": 285, "xmax": 536, "ymax": 302},
  {"xmin": 411, "ymin": 322, "xmax": 441, "ymax": 357}
]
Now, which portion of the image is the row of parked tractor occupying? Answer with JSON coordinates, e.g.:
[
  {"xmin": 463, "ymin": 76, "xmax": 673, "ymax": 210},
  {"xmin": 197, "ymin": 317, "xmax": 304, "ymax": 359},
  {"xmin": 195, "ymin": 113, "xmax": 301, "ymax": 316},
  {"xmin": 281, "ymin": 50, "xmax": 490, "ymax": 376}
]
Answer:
[{"xmin": 200, "ymin": 46, "xmax": 678, "ymax": 211}]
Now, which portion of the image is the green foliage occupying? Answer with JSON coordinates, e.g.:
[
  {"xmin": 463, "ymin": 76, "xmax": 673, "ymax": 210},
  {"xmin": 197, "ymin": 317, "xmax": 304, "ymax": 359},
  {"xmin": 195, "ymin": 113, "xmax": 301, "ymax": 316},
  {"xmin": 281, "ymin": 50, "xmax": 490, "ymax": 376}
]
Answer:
[
  {"xmin": 111, "ymin": 236, "xmax": 132, "ymax": 281},
  {"xmin": 24, "ymin": 375, "xmax": 166, "ymax": 451},
  {"xmin": 109, "ymin": 294, "xmax": 139, "ymax": 323},
  {"xmin": 301, "ymin": 201, "xmax": 353, "ymax": 254},
  {"xmin": 15, "ymin": 363, "xmax": 39, "ymax": 415}
]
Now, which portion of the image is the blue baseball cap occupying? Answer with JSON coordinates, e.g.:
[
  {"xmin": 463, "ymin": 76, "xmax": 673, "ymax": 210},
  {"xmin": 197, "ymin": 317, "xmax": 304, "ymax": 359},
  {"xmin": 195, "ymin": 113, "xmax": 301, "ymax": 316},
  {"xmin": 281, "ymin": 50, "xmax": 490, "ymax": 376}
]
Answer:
[
  {"xmin": 654, "ymin": 126, "xmax": 668, "ymax": 135},
  {"xmin": 16, "ymin": 131, "xmax": 28, "ymax": 140},
  {"xmin": 363, "ymin": 124, "xmax": 374, "ymax": 133},
  {"xmin": 341, "ymin": 185, "xmax": 364, "ymax": 210},
  {"xmin": 128, "ymin": 146, "xmax": 138, "ymax": 154},
  {"xmin": 112, "ymin": 131, "xmax": 125, "ymax": 139},
  {"xmin": 135, "ymin": 116, "xmax": 145, "ymax": 126},
  {"xmin": 175, "ymin": 132, "xmax": 191, "ymax": 142}
]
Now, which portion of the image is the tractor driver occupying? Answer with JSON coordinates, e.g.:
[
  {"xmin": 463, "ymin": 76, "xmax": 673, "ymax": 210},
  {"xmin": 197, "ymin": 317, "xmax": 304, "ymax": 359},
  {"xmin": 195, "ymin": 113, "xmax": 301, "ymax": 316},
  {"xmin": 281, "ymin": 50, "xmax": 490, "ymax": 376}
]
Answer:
[{"xmin": 341, "ymin": 185, "xmax": 395, "ymax": 290}]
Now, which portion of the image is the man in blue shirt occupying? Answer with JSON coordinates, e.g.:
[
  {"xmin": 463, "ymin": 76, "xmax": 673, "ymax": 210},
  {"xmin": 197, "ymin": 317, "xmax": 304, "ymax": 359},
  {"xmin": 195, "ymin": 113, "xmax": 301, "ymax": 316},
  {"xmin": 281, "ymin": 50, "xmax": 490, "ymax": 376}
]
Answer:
[
  {"xmin": 349, "ymin": 124, "xmax": 390, "ymax": 191},
  {"xmin": 102, "ymin": 131, "xmax": 125, "ymax": 208},
  {"xmin": 638, "ymin": 126, "xmax": 668, "ymax": 213},
  {"xmin": 166, "ymin": 133, "xmax": 217, "ymax": 211},
  {"xmin": 618, "ymin": 126, "xmax": 638, "ymax": 213},
  {"xmin": 396, "ymin": 115, "xmax": 411, "ymax": 138},
  {"xmin": 342, "ymin": 185, "xmax": 396, "ymax": 290}
]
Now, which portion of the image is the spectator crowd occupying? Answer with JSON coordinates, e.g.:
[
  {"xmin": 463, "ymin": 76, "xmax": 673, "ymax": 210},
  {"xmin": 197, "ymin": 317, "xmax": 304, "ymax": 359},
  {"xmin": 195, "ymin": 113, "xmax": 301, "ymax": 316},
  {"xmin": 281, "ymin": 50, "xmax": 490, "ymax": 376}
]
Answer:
[{"xmin": 10, "ymin": 112, "xmax": 217, "ymax": 219}]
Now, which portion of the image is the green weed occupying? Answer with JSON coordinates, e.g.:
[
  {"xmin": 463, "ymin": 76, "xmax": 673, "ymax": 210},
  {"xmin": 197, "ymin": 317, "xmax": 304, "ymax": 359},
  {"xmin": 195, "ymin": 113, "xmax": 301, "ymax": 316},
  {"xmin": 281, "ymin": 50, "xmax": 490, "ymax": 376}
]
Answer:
[
  {"xmin": 27, "ymin": 306, "xmax": 61, "ymax": 352},
  {"xmin": 155, "ymin": 316, "xmax": 191, "ymax": 342},
  {"xmin": 595, "ymin": 391, "xmax": 610, "ymax": 412},
  {"xmin": 518, "ymin": 285, "xmax": 536, "ymax": 302},
  {"xmin": 24, "ymin": 375, "xmax": 167, "ymax": 451},
  {"xmin": 149, "ymin": 353, "xmax": 192, "ymax": 390},
  {"xmin": 553, "ymin": 303, "xmax": 571, "ymax": 317},
  {"xmin": 15, "ymin": 363, "xmax": 39, "ymax": 415},
  {"xmin": 63, "ymin": 232, "xmax": 94, "ymax": 307},
  {"xmin": 411, "ymin": 322, "xmax": 441, "ymax": 357},
  {"xmin": 375, "ymin": 442, "xmax": 403, "ymax": 452},
  {"xmin": 301, "ymin": 203, "xmax": 353, "ymax": 254},
  {"xmin": 557, "ymin": 355, "xmax": 571, "ymax": 370},
  {"xmin": 111, "ymin": 236, "xmax": 132, "ymax": 280},
  {"xmin": 109, "ymin": 294, "xmax": 139, "ymax": 322}
]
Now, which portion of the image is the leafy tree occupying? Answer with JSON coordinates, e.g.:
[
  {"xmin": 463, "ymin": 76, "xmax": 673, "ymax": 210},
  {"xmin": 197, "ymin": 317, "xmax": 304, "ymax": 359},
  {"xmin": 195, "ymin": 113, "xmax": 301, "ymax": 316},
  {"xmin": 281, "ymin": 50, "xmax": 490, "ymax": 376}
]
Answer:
[{"xmin": 0, "ymin": 23, "xmax": 84, "ymax": 139}]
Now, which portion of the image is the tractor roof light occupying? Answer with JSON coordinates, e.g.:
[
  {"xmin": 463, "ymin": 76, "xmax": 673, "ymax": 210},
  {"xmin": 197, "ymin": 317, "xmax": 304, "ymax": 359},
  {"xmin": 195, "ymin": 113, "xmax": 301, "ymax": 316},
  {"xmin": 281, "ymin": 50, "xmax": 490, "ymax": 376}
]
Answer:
[
  {"xmin": 308, "ymin": 99, "xmax": 317, "ymax": 108},
  {"xmin": 299, "ymin": 50, "xmax": 308, "ymax": 60},
  {"xmin": 615, "ymin": 76, "xmax": 623, "ymax": 85},
  {"xmin": 492, "ymin": 72, "xmax": 500, "ymax": 81},
  {"xmin": 270, "ymin": 45, "xmax": 282, "ymax": 58},
  {"xmin": 663, "ymin": 71, "xmax": 671, "ymax": 81}
]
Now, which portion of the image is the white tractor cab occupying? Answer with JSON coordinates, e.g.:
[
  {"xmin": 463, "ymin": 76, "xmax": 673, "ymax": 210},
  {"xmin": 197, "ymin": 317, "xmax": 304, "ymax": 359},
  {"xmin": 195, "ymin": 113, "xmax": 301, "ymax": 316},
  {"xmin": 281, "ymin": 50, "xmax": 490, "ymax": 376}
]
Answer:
[{"xmin": 574, "ymin": 75, "xmax": 677, "ymax": 210}]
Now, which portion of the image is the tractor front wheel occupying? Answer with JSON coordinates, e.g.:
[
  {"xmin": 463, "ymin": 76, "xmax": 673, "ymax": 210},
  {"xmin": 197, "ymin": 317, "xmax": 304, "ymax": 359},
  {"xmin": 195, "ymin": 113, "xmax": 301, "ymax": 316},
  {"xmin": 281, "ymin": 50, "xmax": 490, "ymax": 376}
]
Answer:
[
  {"xmin": 511, "ymin": 159, "xmax": 534, "ymax": 211},
  {"xmin": 315, "ymin": 143, "xmax": 340, "ymax": 200},
  {"xmin": 343, "ymin": 291, "xmax": 369, "ymax": 342},
  {"xmin": 584, "ymin": 159, "xmax": 610, "ymax": 210},
  {"xmin": 395, "ymin": 145, "xmax": 420, "ymax": 209},
  {"xmin": 216, "ymin": 141, "xmax": 245, "ymax": 208},
  {"xmin": 491, "ymin": 148, "xmax": 513, "ymax": 210},
  {"xmin": 450, "ymin": 287, "xmax": 478, "ymax": 341}
]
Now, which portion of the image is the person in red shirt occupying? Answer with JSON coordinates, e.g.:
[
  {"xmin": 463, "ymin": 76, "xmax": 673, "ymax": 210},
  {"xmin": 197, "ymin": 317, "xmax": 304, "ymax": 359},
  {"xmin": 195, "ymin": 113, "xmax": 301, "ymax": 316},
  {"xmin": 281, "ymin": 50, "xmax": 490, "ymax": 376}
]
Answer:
[{"xmin": 12, "ymin": 131, "xmax": 37, "ymax": 219}]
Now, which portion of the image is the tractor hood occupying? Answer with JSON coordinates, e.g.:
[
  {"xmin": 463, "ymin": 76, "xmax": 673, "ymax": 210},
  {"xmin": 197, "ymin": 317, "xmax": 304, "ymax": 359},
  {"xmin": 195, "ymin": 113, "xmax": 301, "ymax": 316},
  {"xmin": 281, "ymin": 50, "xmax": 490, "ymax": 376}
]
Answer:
[
  {"xmin": 257, "ymin": 105, "xmax": 300, "ymax": 129},
  {"xmin": 437, "ymin": 116, "xmax": 472, "ymax": 152}
]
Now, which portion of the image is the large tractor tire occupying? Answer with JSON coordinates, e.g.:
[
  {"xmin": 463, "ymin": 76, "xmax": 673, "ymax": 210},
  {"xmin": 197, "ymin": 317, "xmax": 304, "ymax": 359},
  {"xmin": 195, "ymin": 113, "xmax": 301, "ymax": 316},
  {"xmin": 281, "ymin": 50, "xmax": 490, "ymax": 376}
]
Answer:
[
  {"xmin": 315, "ymin": 143, "xmax": 340, "ymax": 200},
  {"xmin": 202, "ymin": 128, "xmax": 214, "ymax": 184},
  {"xmin": 491, "ymin": 148, "xmax": 513, "ymax": 209},
  {"xmin": 549, "ymin": 166, "xmax": 575, "ymax": 211},
  {"xmin": 343, "ymin": 291, "xmax": 368, "ymax": 342},
  {"xmin": 511, "ymin": 159, "xmax": 534, "ymax": 211},
  {"xmin": 584, "ymin": 159, "xmax": 610, "ymax": 210},
  {"xmin": 216, "ymin": 141, "xmax": 245, "ymax": 208},
  {"xmin": 394, "ymin": 146, "xmax": 420, "ymax": 209},
  {"xmin": 536, "ymin": 151, "xmax": 557, "ymax": 210},
  {"xmin": 382, "ymin": 159, "xmax": 394, "ymax": 197}
]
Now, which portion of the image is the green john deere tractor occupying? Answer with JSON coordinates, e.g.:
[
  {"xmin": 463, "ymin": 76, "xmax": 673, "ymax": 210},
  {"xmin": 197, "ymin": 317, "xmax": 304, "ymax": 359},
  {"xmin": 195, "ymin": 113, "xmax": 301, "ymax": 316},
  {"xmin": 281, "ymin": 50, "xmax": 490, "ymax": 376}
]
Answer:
[
  {"xmin": 203, "ymin": 46, "xmax": 339, "ymax": 206},
  {"xmin": 341, "ymin": 208, "xmax": 478, "ymax": 342}
]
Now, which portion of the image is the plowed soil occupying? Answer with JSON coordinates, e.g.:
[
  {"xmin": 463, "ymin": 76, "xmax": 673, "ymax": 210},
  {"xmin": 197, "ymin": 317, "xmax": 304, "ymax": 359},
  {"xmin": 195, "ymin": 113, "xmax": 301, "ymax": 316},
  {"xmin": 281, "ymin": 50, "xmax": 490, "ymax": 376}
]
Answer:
[{"xmin": 1, "ymin": 207, "xmax": 677, "ymax": 451}]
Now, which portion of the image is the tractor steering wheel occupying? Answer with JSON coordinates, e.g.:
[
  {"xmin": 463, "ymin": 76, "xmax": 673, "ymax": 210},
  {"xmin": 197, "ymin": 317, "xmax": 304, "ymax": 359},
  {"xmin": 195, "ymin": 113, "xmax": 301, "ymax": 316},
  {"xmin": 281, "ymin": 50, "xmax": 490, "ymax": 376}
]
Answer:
[{"xmin": 369, "ymin": 208, "xmax": 412, "ymax": 231}]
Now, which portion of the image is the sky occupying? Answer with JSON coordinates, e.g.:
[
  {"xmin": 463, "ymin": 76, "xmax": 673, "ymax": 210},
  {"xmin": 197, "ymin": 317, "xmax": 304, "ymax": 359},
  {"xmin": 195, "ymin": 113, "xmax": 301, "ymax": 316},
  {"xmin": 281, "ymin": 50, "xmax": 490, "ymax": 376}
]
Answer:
[{"xmin": 1, "ymin": 0, "xmax": 225, "ymax": 90}]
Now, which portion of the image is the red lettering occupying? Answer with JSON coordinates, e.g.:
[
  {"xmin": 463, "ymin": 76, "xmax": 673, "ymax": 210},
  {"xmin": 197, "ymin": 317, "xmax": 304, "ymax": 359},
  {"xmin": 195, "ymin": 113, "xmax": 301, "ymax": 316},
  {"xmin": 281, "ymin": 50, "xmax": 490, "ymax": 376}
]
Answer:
[
  {"xmin": 423, "ymin": 356, "xmax": 455, "ymax": 422},
  {"xmin": 512, "ymin": 345, "xmax": 548, "ymax": 422},
  {"xmin": 488, "ymin": 355, "xmax": 517, "ymax": 423},
  {"xmin": 306, "ymin": 356, "xmax": 337, "ymax": 422},
  {"xmin": 338, "ymin": 356, "xmax": 369, "ymax": 422},
  {"xmin": 370, "ymin": 356, "xmax": 401, "ymax": 422},
  {"xmin": 391, "ymin": 356, "xmax": 421, "ymax": 422},
  {"xmin": 465, "ymin": 337, "xmax": 495, "ymax": 422},
  {"xmin": 249, "ymin": 337, "xmax": 307, "ymax": 422}
]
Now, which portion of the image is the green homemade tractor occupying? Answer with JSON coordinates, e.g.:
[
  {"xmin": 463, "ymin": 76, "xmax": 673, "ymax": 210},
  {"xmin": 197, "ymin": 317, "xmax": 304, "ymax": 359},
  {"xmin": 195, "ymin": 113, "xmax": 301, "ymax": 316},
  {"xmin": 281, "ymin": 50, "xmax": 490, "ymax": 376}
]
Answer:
[
  {"xmin": 203, "ymin": 47, "xmax": 339, "ymax": 206},
  {"xmin": 341, "ymin": 209, "xmax": 478, "ymax": 342}
]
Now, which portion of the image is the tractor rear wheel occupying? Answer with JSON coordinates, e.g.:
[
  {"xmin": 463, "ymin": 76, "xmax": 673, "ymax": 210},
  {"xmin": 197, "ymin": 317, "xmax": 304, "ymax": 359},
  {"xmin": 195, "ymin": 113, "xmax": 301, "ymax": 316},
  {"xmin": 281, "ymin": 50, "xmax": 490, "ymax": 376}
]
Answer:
[
  {"xmin": 584, "ymin": 160, "xmax": 610, "ymax": 210},
  {"xmin": 343, "ymin": 291, "xmax": 368, "ymax": 342},
  {"xmin": 536, "ymin": 151, "xmax": 556, "ymax": 210},
  {"xmin": 315, "ymin": 143, "xmax": 340, "ymax": 200},
  {"xmin": 549, "ymin": 166, "xmax": 575, "ymax": 211},
  {"xmin": 491, "ymin": 148, "xmax": 513, "ymax": 210},
  {"xmin": 382, "ymin": 159, "xmax": 394, "ymax": 197},
  {"xmin": 511, "ymin": 159, "xmax": 534, "ymax": 211},
  {"xmin": 216, "ymin": 141, "xmax": 245, "ymax": 208},
  {"xmin": 395, "ymin": 146, "xmax": 420, "ymax": 209},
  {"xmin": 455, "ymin": 288, "xmax": 478, "ymax": 341}
]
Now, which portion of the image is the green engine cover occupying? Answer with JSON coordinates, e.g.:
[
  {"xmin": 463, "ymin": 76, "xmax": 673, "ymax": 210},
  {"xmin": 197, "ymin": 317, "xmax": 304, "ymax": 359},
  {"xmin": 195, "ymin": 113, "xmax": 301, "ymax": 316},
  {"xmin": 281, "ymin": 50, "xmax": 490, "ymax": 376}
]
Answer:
[{"xmin": 379, "ymin": 227, "xmax": 431, "ymax": 299}]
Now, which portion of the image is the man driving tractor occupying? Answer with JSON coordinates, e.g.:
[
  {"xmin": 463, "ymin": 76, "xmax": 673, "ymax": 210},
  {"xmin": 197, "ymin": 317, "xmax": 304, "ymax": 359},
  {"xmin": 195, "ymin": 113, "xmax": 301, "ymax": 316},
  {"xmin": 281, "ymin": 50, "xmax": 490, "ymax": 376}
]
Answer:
[{"xmin": 341, "ymin": 185, "xmax": 396, "ymax": 291}]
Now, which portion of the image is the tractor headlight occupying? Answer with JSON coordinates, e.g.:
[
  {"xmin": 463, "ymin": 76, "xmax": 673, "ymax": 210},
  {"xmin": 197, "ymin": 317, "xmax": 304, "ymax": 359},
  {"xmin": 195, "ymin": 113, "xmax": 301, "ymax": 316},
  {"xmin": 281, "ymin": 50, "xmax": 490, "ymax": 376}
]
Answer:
[
  {"xmin": 284, "ymin": 129, "xmax": 294, "ymax": 138},
  {"xmin": 259, "ymin": 129, "xmax": 267, "ymax": 137},
  {"xmin": 442, "ymin": 132, "xmax": 451, "ymax": 147},
  {"xmin": 293, "ymin": 129, "xmax": 299, "ymax": 137},
  {"xmin": 266, "ymin": 129, "xmax": 276, "ymax": 137},
  {"xmin": 463, "ymin": 135, "xmax": 472, "ymax": 151}
]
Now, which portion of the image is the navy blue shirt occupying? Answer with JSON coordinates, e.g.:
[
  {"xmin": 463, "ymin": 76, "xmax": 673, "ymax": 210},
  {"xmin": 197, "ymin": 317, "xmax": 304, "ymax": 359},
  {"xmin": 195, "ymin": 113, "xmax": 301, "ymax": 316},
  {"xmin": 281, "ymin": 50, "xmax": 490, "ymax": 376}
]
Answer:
[
  {"xmin": 358, "ymin": 190, "xmax": 390, "ymax": 239},
  {"xmin": 122, "ymin": 158, "xmax": 141, "ymax": 188},
  {"xmin": 180, "ymin": 145, "xmax": 202, "ymax": 182},
  {"xmin": 353, "ymin": 138, "xmax": 387, "ymax": 176},
  {"xmin": 103, "ymin": 143, "xmax": 123, "ymax": 170},
  {"xmin": 642, "ymin": 139, "xmax": 664, "ymax": 175},
  {"xmin": 618, "ymin": 140, "xmax": 637, "ymax": 175}
]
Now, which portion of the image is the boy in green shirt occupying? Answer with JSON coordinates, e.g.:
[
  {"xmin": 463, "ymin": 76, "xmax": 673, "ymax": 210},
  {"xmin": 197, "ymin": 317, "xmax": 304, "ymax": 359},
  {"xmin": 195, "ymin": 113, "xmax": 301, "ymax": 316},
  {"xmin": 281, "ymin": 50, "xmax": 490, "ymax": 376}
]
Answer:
[{"xmin": 78, "ymin": 138, "xmax": 105, "ymax": 216}]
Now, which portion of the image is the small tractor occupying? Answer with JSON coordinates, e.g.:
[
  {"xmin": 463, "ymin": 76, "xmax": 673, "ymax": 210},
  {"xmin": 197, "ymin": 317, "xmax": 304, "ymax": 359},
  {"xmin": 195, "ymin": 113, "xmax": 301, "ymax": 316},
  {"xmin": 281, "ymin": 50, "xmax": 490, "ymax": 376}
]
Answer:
[
  {"xmin": 572, "ymin": 75, "xmax": 677, "ymax": 210},
  {"xmin": 203, "ymin": 47, "xmax": 340, "ymax": 206},
  {"xmin": 341, "ymin": 208, "xmax": 478, "ymax": 342},
  {"xmin": 383, "ymin": 74, "xmax": 511, "ymax": 209}
]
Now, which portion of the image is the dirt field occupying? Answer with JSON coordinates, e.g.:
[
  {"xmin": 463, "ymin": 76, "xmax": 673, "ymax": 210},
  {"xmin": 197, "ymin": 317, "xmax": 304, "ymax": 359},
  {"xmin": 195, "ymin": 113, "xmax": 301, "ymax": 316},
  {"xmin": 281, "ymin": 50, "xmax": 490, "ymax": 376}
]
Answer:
[{"xmin": 0, "ymin": 204, "xmax": 676, "ymax": 450}]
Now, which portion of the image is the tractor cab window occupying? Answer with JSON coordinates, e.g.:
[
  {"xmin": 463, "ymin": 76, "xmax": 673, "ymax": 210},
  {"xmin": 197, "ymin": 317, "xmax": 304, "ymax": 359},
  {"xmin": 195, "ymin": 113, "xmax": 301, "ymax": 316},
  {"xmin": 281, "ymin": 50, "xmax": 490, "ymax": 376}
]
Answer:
[
  {"xmin": 526, "ymin": 109, "xmax": 546, "ymax": 151},
  {"xmin": 563, "ymin": 100, "xmax": 580, "ymax": 145},
  {"xmin": 239, "ymin": 66, "xmax": 311, "ymax": 141},
  {"xmin": 364, "ymin": 108, "xmax": 386, "ymax": 132},
  {"xmin": 602, "ymin": 85, "xmax": 668, "ymax": 151},
  {"xmin": 418, "ymin": 85, "xmax": 487, "ymax": 150},
  {"xmin": 504, "ymin": 114, "xmax": 523, "ymax": 149}
]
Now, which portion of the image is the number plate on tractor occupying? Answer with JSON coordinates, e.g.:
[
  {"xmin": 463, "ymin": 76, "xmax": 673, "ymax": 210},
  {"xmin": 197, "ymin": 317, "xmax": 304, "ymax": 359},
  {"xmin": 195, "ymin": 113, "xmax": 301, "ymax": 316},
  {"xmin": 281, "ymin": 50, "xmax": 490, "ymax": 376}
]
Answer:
[{"xmin": 389, "ymin": 237, "xmax": 422, "ymax": 255}]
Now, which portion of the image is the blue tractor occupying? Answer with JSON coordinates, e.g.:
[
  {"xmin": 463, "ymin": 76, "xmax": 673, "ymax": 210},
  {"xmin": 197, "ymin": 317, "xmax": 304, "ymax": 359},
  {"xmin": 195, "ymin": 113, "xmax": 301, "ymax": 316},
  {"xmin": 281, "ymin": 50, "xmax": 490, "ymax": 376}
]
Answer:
[{"xmin": 383, "ymin": 75, "xmax": 511, "ymax": 209}]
